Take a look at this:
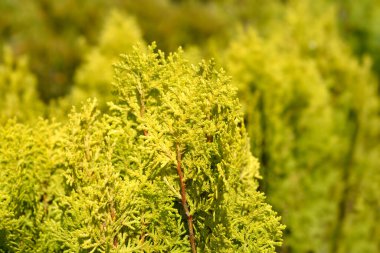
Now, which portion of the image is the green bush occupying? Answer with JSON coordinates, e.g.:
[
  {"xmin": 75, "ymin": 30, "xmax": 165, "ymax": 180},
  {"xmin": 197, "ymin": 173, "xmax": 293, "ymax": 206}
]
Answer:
[
  {"xmin": 72, "ymin": 10, "xmax": 145, "ymax": 111},
  {"xmin": 0, "ymin": 47, "xmax": 44, "ymax": 124},
  {"xmin": 0, "ymin": 119, "xmax": 63, "ymax": 252},
  {"xmin": 225, "ymin": 1, "xmax": 380, "ymax": 252},
  {"xmin": 330, "ymin": 0, "xmax": 380, "ymax": 79},
  {"xmin": 1, "ymin": 1, "xmax": 379, "ymax": 252},
  {"xmin": 0, "ymin": 45, "xmax": 284, "ymax": 252},
  {"xmin": 49, "ymin": 10, "xmax": 145, "ymax": 119}
]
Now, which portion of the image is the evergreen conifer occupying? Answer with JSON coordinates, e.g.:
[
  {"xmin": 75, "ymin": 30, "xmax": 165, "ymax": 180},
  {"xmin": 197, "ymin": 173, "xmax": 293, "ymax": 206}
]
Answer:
[{"xmin": 0, "ymin": 44, "xmax": 284, "ymax": 252}]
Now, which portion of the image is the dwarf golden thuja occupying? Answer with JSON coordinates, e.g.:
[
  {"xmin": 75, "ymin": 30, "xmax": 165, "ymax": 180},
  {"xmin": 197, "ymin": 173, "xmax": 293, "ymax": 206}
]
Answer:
[
  {"xmin": 279, "ymin": 3, "xmax": 380, "ymax": 253},
  {"xmin": 72, "ymin": 10, "xmax": 145, "ymax": 109},
  {"xmin": 0, "ymin": 44, "xmax": 284, "ymax": 252},
  {"xmin": 0, "ymin": 47, "xmax": 44, "ymax": 124},
  {"xmin": 226, "ymin": 28, "xmax": 337, "ymax": 253},
  {"xmin": 225, "ymin": 1, "xmax": 380, "ymax": 252},
  {"xmin": 0, "ymin": 119, "xmax": 64, "ymax": 252},
  {"xmin": 49, "ymin": 10, "xmax": 145, "ymax": 120}
]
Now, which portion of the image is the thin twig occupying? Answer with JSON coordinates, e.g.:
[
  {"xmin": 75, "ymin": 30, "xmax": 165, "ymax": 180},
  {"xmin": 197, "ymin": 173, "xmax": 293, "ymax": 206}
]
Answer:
[
  {"xmin": 111, "ymin": 202, "xmax": 118, "ymax": 248},
  {"xmin": 176, "ymin": 143, "xmax": 197, "ymax": 253},
  {"xmin": 138, "ymin": 86, "xmax": 148, "ymax": 136}
]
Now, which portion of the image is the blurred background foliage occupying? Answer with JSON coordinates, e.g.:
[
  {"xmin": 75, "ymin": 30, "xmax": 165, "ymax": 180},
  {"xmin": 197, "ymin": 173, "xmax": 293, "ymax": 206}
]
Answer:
[
  {"xmin": 224, "ymin": 1, "xmax": 380, "ymax": 251},
  {"xmin": 0, "ymin": 0, "xmax": 379, "ymax": 252}
]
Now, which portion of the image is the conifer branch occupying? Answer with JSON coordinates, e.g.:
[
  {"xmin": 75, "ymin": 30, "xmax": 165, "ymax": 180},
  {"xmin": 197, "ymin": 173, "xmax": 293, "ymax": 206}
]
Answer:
[
  {"xmin": 139, "ymin": 213, "xmax": 147, "ymax": 244},
  {"xmin": 175, "ymin": 143, "xmax": 196, "ymax": 253},
  {"xmin": 332, "ymin": 112, "xmax": 359, "ymax": 253},
  {"xmin": 137, "ymin": 86, "xmax": 148, "ymax": 136},
  {"xmin": 111, "ymin": 203, "xmax": 118, "ymax": 248}
]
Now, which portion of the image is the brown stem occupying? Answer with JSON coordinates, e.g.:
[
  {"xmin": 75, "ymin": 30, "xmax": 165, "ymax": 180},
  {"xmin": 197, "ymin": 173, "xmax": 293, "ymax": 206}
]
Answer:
[
  {"xmin": 138, "ymin": 88, "xmax": 148, "ymax": 136},
  {"xmin": 332, "ymin": 111, "xmax": 359, "ymax": 253},
  {"xmin": 113, "ymin": 236, "xmax": 118, "ymax": 248},
  {"xmin": 110, "ymin": 203, "xmax": 118, "ymax": 248},
  {"xmin": 138, "ymin": 186, "xmax": 147, "ymax": 244},
  {"xmin": 43, "ymin": 193, "xmax": 48, "ymax": 214},
  {"xmin": 139, "ymin": 211, "xmax": 147, "ymax": 243},
  {"xmin": 176, "ymin": 143, "xmax": 197, "ymax": 253}
]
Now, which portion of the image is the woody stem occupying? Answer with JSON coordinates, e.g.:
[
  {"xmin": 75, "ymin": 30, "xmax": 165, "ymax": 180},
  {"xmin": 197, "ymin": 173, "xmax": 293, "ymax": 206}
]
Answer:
[{"xmin": 176, "ymin": 143, "xmax": 196, "ymax": 253}]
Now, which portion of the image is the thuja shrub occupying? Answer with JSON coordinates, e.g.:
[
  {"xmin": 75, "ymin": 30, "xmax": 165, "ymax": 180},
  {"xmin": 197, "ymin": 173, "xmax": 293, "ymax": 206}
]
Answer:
[
  {"xmin": 280, "ymin": 3, "xmax": 380, "ymax": 252},
  {"xmin": 226, "ymin": 28, "xmax": 338, "ymax": 253},
  {"xmin": 72, "ymin": 9, "xmax": 145, "ymax": 109},
  {"xmin": 0, "ymin": 47, "xmax": 44, "ymax": 124},
  {"xmin": 328, "ymin": 0, "xmax": 380, "ymax": 78},
  {"xmin": 225, "ymin": 1, "xmax": 380, "ymax": 252},
  {"xmin": 0, "ymin": 44, "xmax": 284, "ymax": 252},
  {"xmin": 49, "ymin": 10, "xmax": 145, "ymax": 120},
  {"xmin": 0, "ymin": 119, "xmax": 64, "ymax": 252}
]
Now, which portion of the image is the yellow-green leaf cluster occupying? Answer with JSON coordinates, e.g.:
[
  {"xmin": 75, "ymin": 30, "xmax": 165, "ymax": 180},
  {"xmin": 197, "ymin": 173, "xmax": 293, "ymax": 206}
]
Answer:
[
  {"xmin": 225, "ymin": 1, "xmax": 380, "ymax": 252},
  {"xmin": 0, "ymin": 47, "xmax": 44, "ymax": 124},
  {"xmin": 0, "ymin": 45, "xmax": 284, "ymax": 252}
]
